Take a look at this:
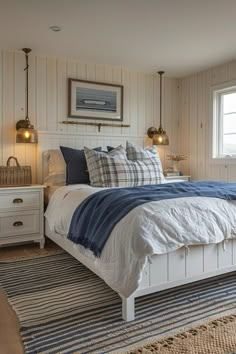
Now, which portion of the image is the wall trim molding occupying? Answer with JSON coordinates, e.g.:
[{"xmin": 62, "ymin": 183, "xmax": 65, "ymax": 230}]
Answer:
[{"xmin": 38, "ymin": 130, "xmax": 147, "ymax": 139}]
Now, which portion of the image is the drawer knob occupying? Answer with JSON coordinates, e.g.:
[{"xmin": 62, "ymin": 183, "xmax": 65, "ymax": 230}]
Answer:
[
  {"xmin": 13, "ymin": 221, "xmax": 23, "ymax": 227},
  {"xmin": 13, "ymin": 198, "xmax": 23, "ymax": 204}
]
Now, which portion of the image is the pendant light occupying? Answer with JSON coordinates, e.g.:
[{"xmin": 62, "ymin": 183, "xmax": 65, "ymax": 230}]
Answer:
[
  {"xmin": 16, "ymin": 48, "xmax": 38, "ymax": 143},
  {"xmin": 147, "ymin": 71, "xmax": 169, "ymax": 145}
]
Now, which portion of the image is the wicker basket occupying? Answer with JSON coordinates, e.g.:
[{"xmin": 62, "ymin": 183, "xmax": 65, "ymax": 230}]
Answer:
[{"xmin": 0, "ymin": 156, "xmax": 32, "ymax": 186}]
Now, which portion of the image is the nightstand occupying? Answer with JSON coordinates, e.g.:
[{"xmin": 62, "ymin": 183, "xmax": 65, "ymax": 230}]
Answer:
[
  {"xmin": 164, "ymin": 175, "xmax": 191, "ymax": 182},
  {"xmin": 0, "ymin": 185, "xmax": 45, "ymax": 248}
]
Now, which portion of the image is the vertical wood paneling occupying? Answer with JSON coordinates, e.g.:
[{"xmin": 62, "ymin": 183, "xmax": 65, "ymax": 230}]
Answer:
[
  {"xmin": 76, "ymin": 62, "xmax": 87, "ymax": 134},
  {"xmin": 129, "ymin": 71, "xmax": 138, "ymax": 136},
  {"xmin": 28, "ymin": 54, "xmax": 36, "ymax": 128},
  {"xmin": 122, "ymin": 68, "xmax": 131, "ymax": 137},
  {"xmin": 169, "ymin": 80, "xmax": 179, "ymax": 157},
  {"xmin": 14, "ymin": 52, "xmax": 26, "ymax": 166},
  {"xmin": 86, "ymin": 63, "xmax": 98, "ymax": 134},
  {"xmin": 197, "ymin": 72, "xmax": 206, "ymax": 180},
  {"xmin": 179, "ymin": 59, "xmax": 236, "ymax": 182},
  {"xmin": 0, "ymin": 50, "xmax": 179, "ymax": 181},
  {"xmin": 2, "ymin": 52, "xmax": 15, "ymax": 163},
  {"xmin": 36, "ymin": 56, "xmax": 47, "ymax": 130},
  {"xmin": 67, "ymin": 60, "xmax": 77, "ymax": 133},
  {"xmin": 137, "ymin": 72, "xmax": 146, "ymax": 136},
  {"xmin": 145, "ymin": 75, "xmax": 154, "ymax": 130},
  {"xmin": 103, "ymin": 65, "xmax": 114, "ymax": 135},
  {"xmin": 57, "ymin": 59, "xmax": 67, "ymax": 132},
  {"xmin": 228, "ymin": 61, "xmax": 236, "ymax": 80},
  {"xmin": 112, "ymin": 67, "xmax": 123, "ymax": 136},
  {"xmin": 227, "ymin": 165, "xmax": 236, "ymax": 182},
  {"xmin": 205, "ymin": 69, "xmax": 214, "ymax": 180},
  {"xmin": 179, "ymin": 77, "xmax": 190, "ymax": 175},
  {"xmin": 26, "ymin": 53, "xmax": 37, "ymax": 182},
  {"xmin": 188, "ymin": 75, "xmax": 198, "ymax": 179},
  {"xmin": 46, "ymin": 57, "xmax": 57, "ymax": 131},
  {"xmin": 0, "ymin": 52, "xmax": 2, "ymax": 164}
]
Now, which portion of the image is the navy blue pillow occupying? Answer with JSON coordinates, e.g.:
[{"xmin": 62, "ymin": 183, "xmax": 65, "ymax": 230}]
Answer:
[
  {"xmin": 60, "ymin": 146, "xmax": 102, "ymax": 184},
  {"xmin": 107, "ymin": 146, "xmax": 115, "ymax": 152}
]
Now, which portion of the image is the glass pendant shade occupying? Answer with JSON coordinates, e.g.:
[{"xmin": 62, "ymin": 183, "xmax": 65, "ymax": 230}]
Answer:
[
  {"xmin": 16, "ymin": 119, "xmax": 38, "ymax": 143},
  {"xmin": 153, "ymin": 126, "xmax": 169, "ymax": 145}
]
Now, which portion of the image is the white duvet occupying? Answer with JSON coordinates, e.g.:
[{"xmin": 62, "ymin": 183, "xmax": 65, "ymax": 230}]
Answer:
[{"xmin": 45, "ymin": 184, "xmax": 236, "ymax": 297}]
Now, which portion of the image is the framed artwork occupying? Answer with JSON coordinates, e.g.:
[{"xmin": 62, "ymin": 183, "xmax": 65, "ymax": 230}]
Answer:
[{"xmin": 68, "ymin": 78, "xmax": 123, "ymax": 121}]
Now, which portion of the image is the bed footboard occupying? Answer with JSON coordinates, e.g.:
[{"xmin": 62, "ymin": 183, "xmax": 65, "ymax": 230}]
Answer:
[
  {"xmin": 122, "ymin": 241, "xmax": 236, "ymax": 321},
  {"xmin": 45, "ymin": 220, "xmax": 236, "ymax": 322}
]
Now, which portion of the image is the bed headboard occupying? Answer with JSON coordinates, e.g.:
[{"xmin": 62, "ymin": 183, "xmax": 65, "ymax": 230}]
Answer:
[{"xmin": 37, "ymin": 131, "xmax": 148, "ymax": 184}]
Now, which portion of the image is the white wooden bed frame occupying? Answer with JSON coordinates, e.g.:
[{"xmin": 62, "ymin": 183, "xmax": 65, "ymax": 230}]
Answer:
[{"xmin": 39, "ymin": 131, "xmax": 236, "ymax": 321}]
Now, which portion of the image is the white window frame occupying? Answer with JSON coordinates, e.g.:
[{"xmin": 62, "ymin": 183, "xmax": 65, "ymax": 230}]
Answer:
[{"xmin": 211, "ymin": 80, "xmax": 236, "ymax": 164}]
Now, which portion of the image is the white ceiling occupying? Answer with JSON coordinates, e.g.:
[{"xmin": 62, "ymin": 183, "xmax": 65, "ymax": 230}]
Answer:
[{"xmin": 1, "ymin": 0, "xmax": 236, "ymax": 78}]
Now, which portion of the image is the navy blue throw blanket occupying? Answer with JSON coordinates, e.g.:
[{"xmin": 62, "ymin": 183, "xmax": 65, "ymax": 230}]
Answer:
[{"xmin": 68, "ymin": 181, "xmax": 236, "ymax": 257}]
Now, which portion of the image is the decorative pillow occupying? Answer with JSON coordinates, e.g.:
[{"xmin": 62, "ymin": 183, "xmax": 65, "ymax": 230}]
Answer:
[
  {"xmin": 126, "ymin": 141, "xmax": 157, "ymax": 160},
  {"xmin": 84, "ymin": 146, "xmax": 164, "ymax": 187},
  {"xmin": 107, "ymin": 146, "xmax": 115, "ymax": 152},
  {"xmin": 84, "ymin": 146, "xmax": 127, "ymax": 187},
  {"xmin": 60, "ymin": 146, "xmax": 102, "ymax": 185},
  {"xmin": 126, "ymin": 141, "xmax": 164, "ymax": 174},
  {"xmin": 43, "ymin": 149, "xmax": 66, "ymax": 186}
]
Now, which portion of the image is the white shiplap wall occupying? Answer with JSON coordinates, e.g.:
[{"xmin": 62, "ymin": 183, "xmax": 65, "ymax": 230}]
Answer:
[
  {"xmin": 179, "ymin": 60, "xmax": 236, "ymax": 182},
  {"xmin": 0, "ymin": 51, "xmax": 179, "ymax": 183}
]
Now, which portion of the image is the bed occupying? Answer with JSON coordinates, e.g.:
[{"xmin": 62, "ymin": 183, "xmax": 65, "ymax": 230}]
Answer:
[{"xmin": 40, "ymin": 132, "xmax": 236, "ymax": 321}]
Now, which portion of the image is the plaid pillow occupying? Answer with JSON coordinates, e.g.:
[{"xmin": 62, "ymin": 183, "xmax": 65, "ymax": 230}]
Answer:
[
  {"xmin": 84, "ymin": 146, "xmax": 164, "ymax": 187},
  {"xmin": 126, "ymin": 141, "xmax": 158, "ymax": 160},
  {"xmin": 126, "ymin": 142, "xmax": 164, "ymax": 174},
  {"xmin": 84, "ymin": 145, "xmax": 127, "ymax": 187}
]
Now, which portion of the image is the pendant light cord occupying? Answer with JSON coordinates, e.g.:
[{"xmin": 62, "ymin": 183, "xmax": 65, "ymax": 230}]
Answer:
[
  {"xmin": 22, "ymin": 48, "xmax": 32, "ymax": 123},
  {"xmin": 158, "ymin": 71, "xmax": 164, "ymax": 129}
]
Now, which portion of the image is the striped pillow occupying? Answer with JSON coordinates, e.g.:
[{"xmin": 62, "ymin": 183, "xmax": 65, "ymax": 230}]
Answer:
[{"xmin": 84, "ymin": 146, "xmax": 164, "ymax": 187}]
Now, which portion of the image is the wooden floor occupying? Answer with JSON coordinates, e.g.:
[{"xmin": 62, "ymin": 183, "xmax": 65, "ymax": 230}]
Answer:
[{"xmin": 0, "ymin": 239, "xmax": 61, "ymax": 354}]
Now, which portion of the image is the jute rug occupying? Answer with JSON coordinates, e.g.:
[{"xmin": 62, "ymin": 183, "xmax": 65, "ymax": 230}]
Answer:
[
  {"xmin": 0, "ymin": 252, "xmax": 235, "ymax": 354},
  {"xmin": 0, "ymin": 240, "xmax": 63, "ymax": 262}
]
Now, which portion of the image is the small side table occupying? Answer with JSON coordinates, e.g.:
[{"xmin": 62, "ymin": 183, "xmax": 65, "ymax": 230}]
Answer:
[
  {"xmin": 164, "ymin": 175, "xmax": 191, "ymax": 182},
  {"xmin": 0, "ymin": 185, "xmax": 45, "ymax": 248}
]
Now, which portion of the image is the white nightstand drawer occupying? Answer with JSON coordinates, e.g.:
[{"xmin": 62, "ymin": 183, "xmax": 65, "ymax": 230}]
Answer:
[
  {"xmin": 0, "ymin": 191, "xmax": 40, "ymax": 211},
  {"xmin": 0, "ymin": 210, "xmax": 40, "ymax": 237}
]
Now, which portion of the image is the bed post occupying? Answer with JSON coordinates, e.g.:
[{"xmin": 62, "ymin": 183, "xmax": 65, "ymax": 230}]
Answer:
[{"xmin": 122, "ymin": 296, "xmax": 135, "ymax": 321}]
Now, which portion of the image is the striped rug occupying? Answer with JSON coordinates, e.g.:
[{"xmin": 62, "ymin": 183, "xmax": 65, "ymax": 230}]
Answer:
[{"xmin": 0, "ymin": 252, "xmax": 235, "ymax": 354}]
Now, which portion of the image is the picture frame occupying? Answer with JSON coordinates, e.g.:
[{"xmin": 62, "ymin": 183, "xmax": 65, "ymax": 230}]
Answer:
[{"xmin": 68, "ymin": 78, "xmax": 123, "ymax": 121}]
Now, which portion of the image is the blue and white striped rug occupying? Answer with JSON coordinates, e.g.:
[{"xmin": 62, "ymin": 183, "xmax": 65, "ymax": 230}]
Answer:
[{"xmin": 0, "ymin": 252, "xmax": 235, "ymax": 354}]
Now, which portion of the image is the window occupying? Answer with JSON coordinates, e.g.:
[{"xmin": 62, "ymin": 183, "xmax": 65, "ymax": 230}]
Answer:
[{"xmin": 212, "ymin": 82, "xmax": 236, "ymax": 160}]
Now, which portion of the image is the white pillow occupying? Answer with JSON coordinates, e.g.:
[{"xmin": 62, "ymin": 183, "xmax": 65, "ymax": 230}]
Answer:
[{"xmin": 43, "ymin": 149, "xmax": 66, "ymax": 186}]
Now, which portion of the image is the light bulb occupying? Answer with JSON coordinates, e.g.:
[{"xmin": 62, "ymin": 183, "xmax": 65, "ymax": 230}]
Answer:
[{"xmin": 24, "ymin": 131, "xmax": 30, "ymax": 139}]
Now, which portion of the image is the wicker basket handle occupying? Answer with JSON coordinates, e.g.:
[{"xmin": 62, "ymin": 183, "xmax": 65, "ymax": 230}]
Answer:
[{"xmin": 6, "ymin": 156, "xmax": 21, "ymax": 168}]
